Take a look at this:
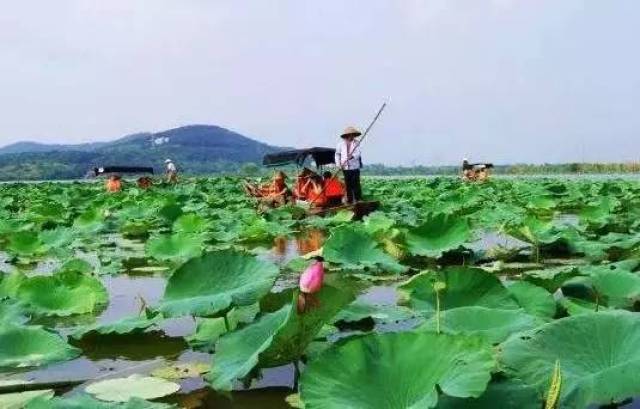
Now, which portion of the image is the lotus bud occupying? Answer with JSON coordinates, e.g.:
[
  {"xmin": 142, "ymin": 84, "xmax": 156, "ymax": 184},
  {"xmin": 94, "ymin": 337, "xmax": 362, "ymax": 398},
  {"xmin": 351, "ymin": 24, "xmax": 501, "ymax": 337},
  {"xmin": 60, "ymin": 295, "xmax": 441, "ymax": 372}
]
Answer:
[{"xmin": 299, "ymin": 257, "xmax": 325, "ymax": 294}]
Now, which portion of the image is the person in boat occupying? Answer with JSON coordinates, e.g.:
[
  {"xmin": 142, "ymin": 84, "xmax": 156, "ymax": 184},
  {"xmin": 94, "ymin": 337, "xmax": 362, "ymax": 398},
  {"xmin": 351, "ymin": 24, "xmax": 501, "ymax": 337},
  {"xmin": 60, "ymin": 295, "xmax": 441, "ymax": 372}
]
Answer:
[
  {"xmin": 293, "ymin": 167, "xmax": 317, "ymax": 201},
  {"xmin": 137, "ymin": 176, "xmax": 153, "ymax": 189},
  {"xmin": 476, "ymin": 164, "xmax": 490, "ymax": 181},
  {"xmin": 462, "ymin": 158, "xmax": 493, "ymax": 182},
  {"xmin": 165, "ymin": 159, "xmax": 178, "ymax": 183},
  {"xmin": 335, "ymin": 126, "xmax": 363, "ymax": 204},
  {"xmin": 244, "ymin": 171, "xmax": 290, "ymax": 207},
  {"xmin": 105, "ymin": 174, "xmax": 122, "ymax": 193},
  {"xmin": 323, "ymin": 171, "xmax": 345, "ymax": 207},
  {"xmin": 305, "ymin": 175, "xmax": 328, "ymax": 208},
  {"xmin": 462, "ymin": 158, "xmax": 475, "ymax": 181}
]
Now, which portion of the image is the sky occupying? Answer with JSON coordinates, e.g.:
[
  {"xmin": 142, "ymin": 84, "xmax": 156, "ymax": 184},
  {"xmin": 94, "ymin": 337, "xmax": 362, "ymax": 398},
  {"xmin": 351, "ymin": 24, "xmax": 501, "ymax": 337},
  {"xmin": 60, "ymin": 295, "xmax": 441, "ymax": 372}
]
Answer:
[{"xmin": 0, "ymin": 0, "xmax": 638, "ymax": 165}]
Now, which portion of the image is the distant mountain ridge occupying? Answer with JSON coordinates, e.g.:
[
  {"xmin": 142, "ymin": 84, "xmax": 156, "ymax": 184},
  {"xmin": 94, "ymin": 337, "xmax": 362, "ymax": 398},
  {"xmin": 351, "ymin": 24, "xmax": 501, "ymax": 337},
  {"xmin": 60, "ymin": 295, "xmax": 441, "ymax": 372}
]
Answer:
[
  {"xmin": 0, "ymin": 140, "xmax": 110, "ymax": 155},
  {"xmin": 0, "ymin": 125, "xmax": 285, "ymax": 180}
]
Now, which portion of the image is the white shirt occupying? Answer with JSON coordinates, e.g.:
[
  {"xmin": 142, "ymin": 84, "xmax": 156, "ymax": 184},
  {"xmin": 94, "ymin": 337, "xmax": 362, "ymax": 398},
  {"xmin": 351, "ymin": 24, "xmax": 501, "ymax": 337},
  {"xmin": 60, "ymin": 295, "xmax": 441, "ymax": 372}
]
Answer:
[
  {"xmin": 166, "ymin": 162, "xmax": 177, "ymax": 172},
  {"xmin": 335, "ymin": 139, "xmax": 362, "ymax": 170}
]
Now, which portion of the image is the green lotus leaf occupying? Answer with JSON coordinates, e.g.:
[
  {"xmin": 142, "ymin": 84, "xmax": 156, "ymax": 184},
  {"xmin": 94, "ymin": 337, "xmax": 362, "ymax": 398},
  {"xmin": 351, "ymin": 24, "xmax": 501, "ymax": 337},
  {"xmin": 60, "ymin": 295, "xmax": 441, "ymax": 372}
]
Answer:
[
  {"xmin": 0, "ymin": 219, "xmax": 31, "ymax": 236},
  {"xmin": 507, "ymin": 216, "xmax": 573, "ymax": 246},
  {"xmin": 563, "ymin": 269, "xmax": 640, "ymax": 308},
  {"xmin": 523, "ymin": 265, "xmax": 581, "ymax": 292},
  {"xmin": 300, "ymin": 332, "xmax": 494, "ymax": 409},
  {"xmin": 159, "ymin": 250, "xmax": 279, "ymax": 317},
  {"xmin": 208, "ymin": 284, "xmax": 355, "ymax": 390},
  {"xmin": 6, "ymin": 231, "xmax": 47, "ymax": 256},
  {"xmin": 304, "ymin": 211, "xmax": 354, "ymax": 229},
  {"xmin": 16, "ymin": 270, "xmax": 108, "ymax": 316},
  {"xmin": 39, "ymin": 227, "xmax": 76, "ymax": 249},
  {"xmin": 60, "ymin": 258, "xmax": 93, "ymax": 274},
  {"xmin": 436, "ymin": 379, "xmax": 542, "ymax": 409},
  {"xmin": 500, "ymin": 311, "xmax": 640, "ymax": 408},
  {"xmin": 405, "ymin": 213, "xmax": 472, "ymax": 258},
  {"xmin": 417, "ymin": 306, "xmax": 544, "ymax": 344},
  {"xmin": 186, "ymin": 304, "xmax": 259, "ymax": 350},
  {"xmin": 362, "ymin": 211, "xmax": 396, "ymax": 237},
  {"xmin": 151, "ymin": 362, "xmax": 210, "ymax": 380},
  {"xmin": 0, "ymin": 299, "xmax": 28, "ymax": 325},
  {"xmin": 85, "ymin": 375, "xmax": 180, "ymax": 403},
  {"xmin": 73, "ymin": 207, "xmax": 105, "ymax": 233},
  {"xmin": 30, "ymin": 201, "xmax": 65, "ymax": 219},
  {"xmin": 398, "ymin": 267, "xmax": 519, "ymax": 314},
  {"xmin": 323, "ymin": 226, "xmax": 406, "ymax": 273},
  {"xmin": 227, "ymin": 303, "xmax": 261, "ymax": 326},
  {"xmin": 145, "ymin": 233, "xmax": 203, "ymax": 261},
  {"xmin": 474, "ymin": 203, "xmax": 526, "ymax": 229},
  {"xmin": 72, "ymin": 310, "xmax": 162, "ymax": 339},
  {"xmin": 158, "ymin": 202, "xmax": 182, "ymax": 223},
  {"xmin": 186, "ymin": 317, "xmax": 228, "ymax": 350},
  {"xmin": 120, "ymin": 221, "xmax": 153, "ymax": 238},
  {"xmin": 172, "ymin": 213, "xmax": 207, "ymax": 234},
  {"xmin": 526, "ymin": 195, "xmax": 557, "ymax": 211},
  {"xmin": 333, "ymin": 301, "xmax": 417, "ymax": 324},
  {"xmin": 239, "ymin": 218, "xmax": 294, "ymax": 241},
  {"xmin": 0, "ymin": 325, "xmax": 80, "ymax": 369},
  {"xmin": 506, "ymin": 281, "xmax": 556, "ymax": 319},
  {"xmin": 26, "ymin": 395, "xmax": 175, "ymax": 408},
  {"xmin": 207, "ymin": 305, "xmax": 291, "ymax": 390},
  {"xmin": 260, "ymin": 284, "xmax": 356, "ymax": 367},
  {"xmin": 576, "ymin": 232, "xmax": 640, "ymax": 261},
  {"xmin": 579, "ymin": 259, "xmax": 640, "ymax": 275},
  {"xmin": 0, "ymin": 389, "xmax": 54, "ymax": 409},
  {"xmin": 558, "ymin": 296, "xmax": 613, "ymax": 316},
  {"xmin": 0, "ymin": 271, "xmax": 25, "ymax": 298},
  {"xmin": 579, "ymin": 196, "xmax": 617, "ymax": 229}
]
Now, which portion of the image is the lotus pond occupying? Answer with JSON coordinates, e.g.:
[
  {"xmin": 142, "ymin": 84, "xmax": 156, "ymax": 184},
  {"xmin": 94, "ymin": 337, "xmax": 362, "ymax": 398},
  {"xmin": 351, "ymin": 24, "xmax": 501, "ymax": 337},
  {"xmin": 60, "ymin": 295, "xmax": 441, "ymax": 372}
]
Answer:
[{"xmin": 1, "ymin": 176, "xmax": 640, "ymax": 408}]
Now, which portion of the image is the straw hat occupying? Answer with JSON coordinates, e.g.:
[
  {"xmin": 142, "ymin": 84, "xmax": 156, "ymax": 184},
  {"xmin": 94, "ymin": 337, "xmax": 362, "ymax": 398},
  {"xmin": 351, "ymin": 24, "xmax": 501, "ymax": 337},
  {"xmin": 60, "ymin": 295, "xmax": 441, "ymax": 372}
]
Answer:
[
  {"xmin": 165, "ymin": 159, "xmax": 172, "ymax": 164},
  {"xmin": 340, "ymin": 126, "xmax": 362, "ymax": 139}
]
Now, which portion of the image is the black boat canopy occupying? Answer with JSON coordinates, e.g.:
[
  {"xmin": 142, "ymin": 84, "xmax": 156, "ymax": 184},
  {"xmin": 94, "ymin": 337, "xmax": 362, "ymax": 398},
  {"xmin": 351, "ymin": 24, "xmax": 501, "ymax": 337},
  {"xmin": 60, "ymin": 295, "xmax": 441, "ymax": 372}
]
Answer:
[
  {"xmin": 93, "ymin": 166, "xmax": 154, "ymax": 176},
  {"xmin": 262, "ymin": 147, "xmax": 336, "ymax": 168}
]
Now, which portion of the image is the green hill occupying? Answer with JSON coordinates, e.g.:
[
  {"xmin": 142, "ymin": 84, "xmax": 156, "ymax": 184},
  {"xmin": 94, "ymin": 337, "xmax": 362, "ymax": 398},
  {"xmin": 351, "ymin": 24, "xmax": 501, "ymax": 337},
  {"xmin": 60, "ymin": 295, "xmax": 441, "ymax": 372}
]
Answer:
[{"xmin": 0, "ymin": 125, "xmax": 285, "ymax": 180}]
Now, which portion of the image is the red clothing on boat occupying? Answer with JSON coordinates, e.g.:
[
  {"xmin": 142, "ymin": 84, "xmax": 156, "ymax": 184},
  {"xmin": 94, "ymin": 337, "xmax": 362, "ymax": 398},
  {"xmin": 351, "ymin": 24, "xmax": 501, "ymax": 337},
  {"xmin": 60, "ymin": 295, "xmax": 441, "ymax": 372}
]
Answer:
[
  {"xmin": 307, "ymin": 183, "xmax": 327, "ymax": 207},
  {"xmin": 324, "ymin": 177, "xmax": 345, "ymax": 199},
  {"xmin": 106, "ymin": 179, "xmax": 121, "ymax": 193}
]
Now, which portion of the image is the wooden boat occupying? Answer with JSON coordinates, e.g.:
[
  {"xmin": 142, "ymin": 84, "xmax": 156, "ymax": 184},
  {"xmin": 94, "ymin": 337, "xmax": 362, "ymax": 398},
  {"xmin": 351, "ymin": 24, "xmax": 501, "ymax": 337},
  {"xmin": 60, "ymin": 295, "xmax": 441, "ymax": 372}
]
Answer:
[
  {"xmin": 258, "ymin": 148, "xmax": 381, "ymax": 219},
  {"xmin": 306, "ymin": 200, "xmax": 380, "ymax": 220}
]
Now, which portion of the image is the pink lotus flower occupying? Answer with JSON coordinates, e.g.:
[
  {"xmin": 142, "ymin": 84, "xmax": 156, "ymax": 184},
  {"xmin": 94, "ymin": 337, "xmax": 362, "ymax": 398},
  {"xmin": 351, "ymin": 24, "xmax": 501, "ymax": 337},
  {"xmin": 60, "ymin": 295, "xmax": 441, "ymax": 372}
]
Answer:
[{"xmin": 299, "ymin": 258, "xmax": 324, "ymax": 294}]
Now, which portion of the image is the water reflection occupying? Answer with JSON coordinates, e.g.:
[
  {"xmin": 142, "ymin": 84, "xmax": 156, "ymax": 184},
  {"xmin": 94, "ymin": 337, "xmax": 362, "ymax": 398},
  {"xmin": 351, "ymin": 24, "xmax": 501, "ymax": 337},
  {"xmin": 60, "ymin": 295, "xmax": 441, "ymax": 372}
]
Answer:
[
  {"xmin": 167, "ymin": 387, "xmax": 293, "ymax": 409},
  {"xmin": 71, "ymin": 331, "xmax": 188, "ymax": 361},
  {"xmin": 269, "ymin": 230, "xmax": 325, "ymax": 264}
]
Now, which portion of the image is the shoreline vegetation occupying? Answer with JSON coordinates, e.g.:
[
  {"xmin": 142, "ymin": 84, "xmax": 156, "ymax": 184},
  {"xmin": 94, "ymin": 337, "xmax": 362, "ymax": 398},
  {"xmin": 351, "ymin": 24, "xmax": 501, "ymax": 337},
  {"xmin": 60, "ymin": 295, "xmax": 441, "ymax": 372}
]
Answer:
[
  {"xmin": 363, "ymin": 162, "xmax": 640, "ymax": 176},
  {"xmin": 1, "ymin": 125, "xmax": 636, "ymax": 180},
  {"xmin": 0, "ymin": 161, "xmax": 639, "ymax": 181}
]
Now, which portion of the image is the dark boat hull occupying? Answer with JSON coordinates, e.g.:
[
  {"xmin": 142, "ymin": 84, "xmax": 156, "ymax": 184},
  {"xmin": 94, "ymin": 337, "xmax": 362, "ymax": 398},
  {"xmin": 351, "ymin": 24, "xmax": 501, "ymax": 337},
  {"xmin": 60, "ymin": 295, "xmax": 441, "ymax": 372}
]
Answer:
[{"xmin": 306, "ymin": 200, "xmax": 380, "ymax": 220}]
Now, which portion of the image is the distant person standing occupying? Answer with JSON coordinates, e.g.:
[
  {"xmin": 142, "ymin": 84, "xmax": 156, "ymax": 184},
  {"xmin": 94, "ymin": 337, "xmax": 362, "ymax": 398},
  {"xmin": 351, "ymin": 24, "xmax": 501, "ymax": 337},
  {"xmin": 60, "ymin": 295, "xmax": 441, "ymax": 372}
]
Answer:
[
  {"xmin": 165, "ymin": 159, "xmax": 178, "ymax": 183},
  {"xmin": 105, "ymin": 174, "xmax": 122, "ymax": 193},
  {"xmin": 335, "ymin": 126, "xmax": 363, "ymax": 204}
]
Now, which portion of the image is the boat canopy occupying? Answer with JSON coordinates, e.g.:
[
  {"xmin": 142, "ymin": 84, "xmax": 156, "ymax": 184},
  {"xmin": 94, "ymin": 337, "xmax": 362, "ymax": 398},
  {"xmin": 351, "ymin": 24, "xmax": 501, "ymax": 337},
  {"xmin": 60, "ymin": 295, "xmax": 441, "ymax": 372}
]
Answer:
[
  {"xmin": 262, "ymin": 147, "xmax": 336, "ymax": 168},
  {"xmin": 92, "ymin": 166, "xmax": 154, "ymax": 176}
]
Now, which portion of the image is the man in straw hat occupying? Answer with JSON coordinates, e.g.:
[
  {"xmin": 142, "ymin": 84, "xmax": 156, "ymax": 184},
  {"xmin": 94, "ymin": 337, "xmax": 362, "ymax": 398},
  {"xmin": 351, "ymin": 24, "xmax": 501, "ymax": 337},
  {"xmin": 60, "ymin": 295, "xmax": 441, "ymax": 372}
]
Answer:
[
  {"xmin": 335, "ymin": 126, "xmax": 363, "ymax": 204},
  {"xmin": 165, "ymin": 159, "xmax": 178, "ymax": 183}
]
